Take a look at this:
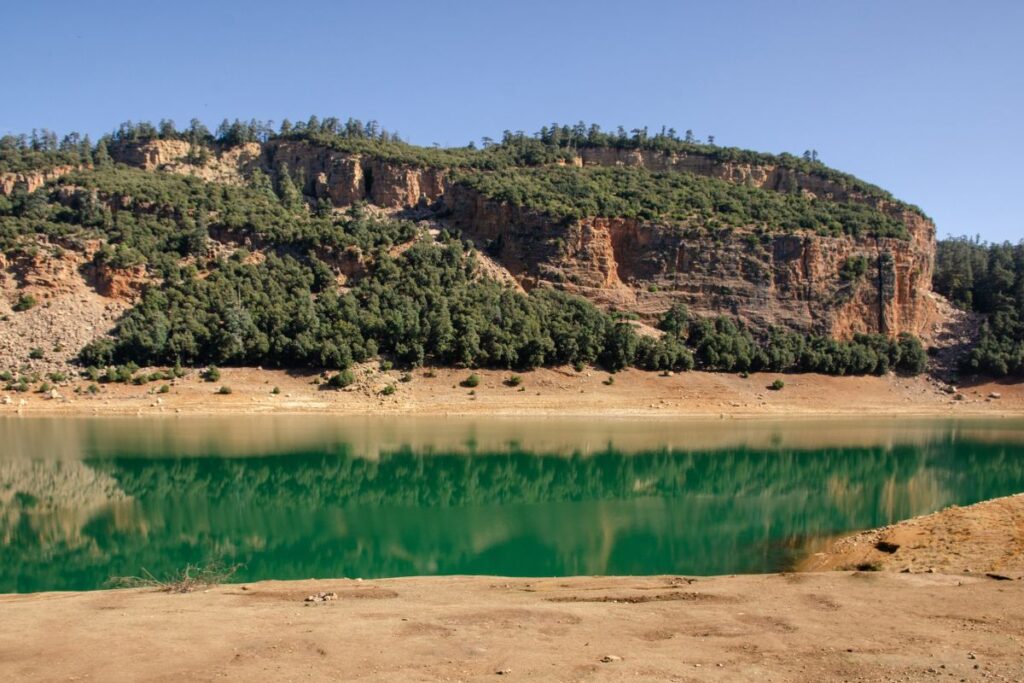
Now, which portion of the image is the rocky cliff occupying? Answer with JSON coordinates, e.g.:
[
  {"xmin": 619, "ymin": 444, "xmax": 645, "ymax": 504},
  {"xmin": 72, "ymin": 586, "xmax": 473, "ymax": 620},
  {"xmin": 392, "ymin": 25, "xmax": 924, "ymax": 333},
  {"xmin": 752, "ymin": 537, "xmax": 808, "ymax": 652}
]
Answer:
[
  {"xmin": 1, "ymin": 165, "xmax": 83, "ymax": 196},
  {"xmin": 108, "ymin": 140, "xmax": 262, "ymax": 185},
  {"xmin": 440, "ymin": 184, "xmax": 934, "ymax": 338},
  {"xmin": 261, "ymin": 141, "xmax": 447, "ymax": 208},
  {"xmin": 103, "ymin": 139, "xmax": 937, "ymax": 339}
]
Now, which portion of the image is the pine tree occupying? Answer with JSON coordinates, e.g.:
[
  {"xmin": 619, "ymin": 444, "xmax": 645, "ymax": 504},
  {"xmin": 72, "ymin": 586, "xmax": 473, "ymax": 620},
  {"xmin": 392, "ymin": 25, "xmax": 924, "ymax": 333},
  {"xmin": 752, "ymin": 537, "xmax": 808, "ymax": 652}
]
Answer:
[
  {"xmin": 276, "ymin": 163, "xmax": 304, "ymax": 212},
  {"xmin": 93, "ymin": 138, "xmax": 112, "ymax": 167}
]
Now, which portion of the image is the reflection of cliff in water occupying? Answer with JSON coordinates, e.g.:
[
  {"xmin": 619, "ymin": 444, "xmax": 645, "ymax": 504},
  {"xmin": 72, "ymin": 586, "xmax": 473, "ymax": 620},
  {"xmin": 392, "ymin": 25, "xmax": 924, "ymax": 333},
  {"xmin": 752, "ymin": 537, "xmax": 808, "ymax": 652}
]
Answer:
[
  {"xmin": 3, "ymin": 440, "xmax": 1024, "ymax": 592},
  {"xmin": 0, "ymin": 459, "xmax": 126, "ymax": 548}
]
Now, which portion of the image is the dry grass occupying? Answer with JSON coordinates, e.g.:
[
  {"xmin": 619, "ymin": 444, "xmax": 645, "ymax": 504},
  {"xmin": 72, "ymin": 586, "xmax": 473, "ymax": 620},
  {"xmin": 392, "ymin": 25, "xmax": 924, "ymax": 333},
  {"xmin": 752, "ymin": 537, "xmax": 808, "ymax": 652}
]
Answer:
[{"xmin": 108, "ymin": 562, "xmax": 241, "ymax": 593}]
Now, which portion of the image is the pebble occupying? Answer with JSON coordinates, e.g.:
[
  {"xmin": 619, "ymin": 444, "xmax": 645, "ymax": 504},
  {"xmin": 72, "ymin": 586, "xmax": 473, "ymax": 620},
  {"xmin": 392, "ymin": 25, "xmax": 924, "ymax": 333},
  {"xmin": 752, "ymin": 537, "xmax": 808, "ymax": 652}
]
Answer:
[{"xmin": 599, "ymin": 655, "xmax": 622, "ymax": 663}]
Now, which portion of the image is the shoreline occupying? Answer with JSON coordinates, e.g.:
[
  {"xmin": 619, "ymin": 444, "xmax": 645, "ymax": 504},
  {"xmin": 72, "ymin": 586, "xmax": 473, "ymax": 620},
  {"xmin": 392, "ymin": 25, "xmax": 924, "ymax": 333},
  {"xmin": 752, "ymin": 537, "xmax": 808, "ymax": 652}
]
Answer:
[{"xmin": 3, "ymin": 365, "xmax": 1022, "ymax": 419}]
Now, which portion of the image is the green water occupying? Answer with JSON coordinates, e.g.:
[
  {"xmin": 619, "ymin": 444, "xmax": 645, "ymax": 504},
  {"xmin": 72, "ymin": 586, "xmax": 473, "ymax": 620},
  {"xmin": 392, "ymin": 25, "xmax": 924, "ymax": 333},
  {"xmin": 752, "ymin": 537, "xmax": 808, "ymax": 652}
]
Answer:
[{"xmin": 2, "ymin": 416, "xmax": 1023, "ymax": 593}]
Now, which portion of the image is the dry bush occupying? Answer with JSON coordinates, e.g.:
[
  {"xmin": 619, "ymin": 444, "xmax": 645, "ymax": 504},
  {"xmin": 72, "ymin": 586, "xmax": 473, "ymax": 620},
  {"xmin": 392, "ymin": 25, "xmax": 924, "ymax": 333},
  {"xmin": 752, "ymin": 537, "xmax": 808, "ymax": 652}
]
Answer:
[{"xmin": 107, "ymin": 562, "xmax": 241, "ymax": 593}]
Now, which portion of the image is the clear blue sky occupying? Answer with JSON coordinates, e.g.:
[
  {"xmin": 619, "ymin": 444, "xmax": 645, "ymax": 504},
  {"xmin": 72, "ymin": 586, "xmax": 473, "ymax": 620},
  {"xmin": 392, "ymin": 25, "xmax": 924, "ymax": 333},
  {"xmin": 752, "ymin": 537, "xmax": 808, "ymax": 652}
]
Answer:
[{"xmin": 3, "ymin": 0, "xmax": 1021, "ymax": 241}]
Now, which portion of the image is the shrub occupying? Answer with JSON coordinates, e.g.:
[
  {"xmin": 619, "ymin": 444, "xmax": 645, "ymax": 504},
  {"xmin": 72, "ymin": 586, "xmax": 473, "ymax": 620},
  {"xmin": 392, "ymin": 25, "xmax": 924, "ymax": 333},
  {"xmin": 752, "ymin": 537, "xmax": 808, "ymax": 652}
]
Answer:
[
  {"xmin": 328, "ymin": 370, "xmax": 355, "ymax": 388},
  {"xmin": 894, "ymin": 333, "xmax": 928, "ymax": 375},
  {"xmin": 158, "ymin": 384, "xmax": 170, "ymax": 394},
  {"xmin": 461, "ymin": 373, "xmax": 480, "ymax": 388},
  {"xmin": 271, "ymin": 386, "xmax": 280, "ymax": 394},
  {"xmin": 603, "ymin": 375, "xmax": 615, "ymax": 386},
  {"xmin": 12, "ymin": 294, "xmax": 36, "ymax": 312},
  {"xmin": 504, "ymin": 374, "xmax": 523, "ymax": 387},
  {"xmin": 840, "ymin": 255, "xmax": 869, "ymax": 281},
  {"xmin": 380, "ymin": 384, "xmax": 396, "ymax": 396},
  {"xmin": 203, "ymin": 366, "xmax": 221, "ymax": 382},
  {"xmin": 658, "ymin": 304, "xmax": 690, "ymax": 336},
  {"xmin": 768, "ymin": 379, "xmax": 785, "ymax": 390},
  {"xmin": 78, "ymin": 339, "xmax": 115, "ymax": 367},
  {"xmin": 28, "ymin": 348, "xmax": 44, "ymax": 360},
  {"xmin": 217, "ymin": 385, "xmax": 233, "ymax": 395}
]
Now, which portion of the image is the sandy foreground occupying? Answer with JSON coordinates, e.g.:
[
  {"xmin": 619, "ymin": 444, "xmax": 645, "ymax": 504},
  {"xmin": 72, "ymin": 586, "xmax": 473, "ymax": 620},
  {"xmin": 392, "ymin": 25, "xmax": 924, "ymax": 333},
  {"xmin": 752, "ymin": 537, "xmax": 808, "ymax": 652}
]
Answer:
[
  {"xmin": 0, "ymin": 572, "xmax": 1021, "ymax": 682},
  {"xmin": 2, "ymin": 365, "xmax": 1023, "ymax": 418}
]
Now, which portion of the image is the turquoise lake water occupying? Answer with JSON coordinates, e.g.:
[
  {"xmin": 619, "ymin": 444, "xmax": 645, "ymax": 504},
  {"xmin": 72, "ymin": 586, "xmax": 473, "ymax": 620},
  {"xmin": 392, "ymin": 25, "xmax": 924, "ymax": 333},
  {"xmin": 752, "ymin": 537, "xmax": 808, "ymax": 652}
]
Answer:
[{"xmin": 2, "ymin": 416, "xmax": 1023, "ymax": 592}]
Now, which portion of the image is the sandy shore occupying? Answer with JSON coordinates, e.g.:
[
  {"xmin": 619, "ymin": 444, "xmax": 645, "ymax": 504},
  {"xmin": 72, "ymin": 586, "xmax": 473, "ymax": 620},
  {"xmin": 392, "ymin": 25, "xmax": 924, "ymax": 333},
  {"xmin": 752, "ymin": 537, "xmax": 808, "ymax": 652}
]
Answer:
[
  {"xmin": 801, "ymin": 493, "xmax": 1024, "ymax": 577},
  {"xmin": 1, "ymin": 571, "xmax": 1022, "ymax": 682},
  {"xmin": 3, "ymin": 365, "xmax": 1022, "ymax": 418}
]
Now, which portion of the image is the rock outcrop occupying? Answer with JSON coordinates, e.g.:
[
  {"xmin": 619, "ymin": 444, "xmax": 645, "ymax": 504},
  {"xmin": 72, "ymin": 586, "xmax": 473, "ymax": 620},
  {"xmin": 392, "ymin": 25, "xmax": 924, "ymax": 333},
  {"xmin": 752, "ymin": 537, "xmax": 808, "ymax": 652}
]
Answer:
[
  {"xmin": 109, "ymin": 140, "xmax": 262, "ymax": 185},
  {"xmin": 1, "ymin": 165, "xmax": 83, "ymax": 196},
  {"xmin": 262, "ymin": 141, "xmax": 447, "ymax": 208}
]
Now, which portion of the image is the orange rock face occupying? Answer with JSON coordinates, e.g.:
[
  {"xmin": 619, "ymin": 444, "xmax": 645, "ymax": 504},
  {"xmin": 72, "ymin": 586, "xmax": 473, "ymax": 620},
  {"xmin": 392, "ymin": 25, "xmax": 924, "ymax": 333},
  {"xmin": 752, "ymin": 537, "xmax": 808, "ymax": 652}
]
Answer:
[
  {"xmin": 441, "ymin": 185, "xmax": 936, "ymax": 338},
  {"xmin": 0, "ymin": 165, "xmax": 82, "ymax": 196}
]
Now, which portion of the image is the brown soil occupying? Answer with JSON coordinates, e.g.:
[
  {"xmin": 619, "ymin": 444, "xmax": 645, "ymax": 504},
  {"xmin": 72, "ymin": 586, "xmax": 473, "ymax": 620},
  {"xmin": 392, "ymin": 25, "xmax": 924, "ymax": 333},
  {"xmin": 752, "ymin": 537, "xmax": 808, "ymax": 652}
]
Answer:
[
  {"xmin": 1, "ymin": 572, "xmax": 1022, "ymax": 682},
  {"xmin": 3, "ymin": 363, "xmax": 1022, "ymax": 418},
  {"xmin": 800, "ymin": 493, "xmax": 1024, "ymax": 577}
]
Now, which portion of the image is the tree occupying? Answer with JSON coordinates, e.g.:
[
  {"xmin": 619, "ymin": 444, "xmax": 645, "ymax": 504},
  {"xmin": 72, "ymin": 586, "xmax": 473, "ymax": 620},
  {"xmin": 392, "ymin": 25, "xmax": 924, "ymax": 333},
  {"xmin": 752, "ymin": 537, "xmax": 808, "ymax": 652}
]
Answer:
[
  {"xmin": 276, "ymin": 163, "xmax": 304, "ymax": 212},
  {"xmin": 93, "ymin": 139, "xmax": 112, "ymax": 167}
]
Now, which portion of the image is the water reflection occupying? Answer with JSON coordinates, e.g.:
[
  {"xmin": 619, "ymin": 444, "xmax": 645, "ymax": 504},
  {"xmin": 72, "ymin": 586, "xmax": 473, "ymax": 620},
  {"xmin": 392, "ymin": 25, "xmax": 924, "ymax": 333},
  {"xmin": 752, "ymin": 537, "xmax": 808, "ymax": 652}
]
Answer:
[{"xmin": 1, "ymin": 417, "xmax": 1023, "ymax": 592}]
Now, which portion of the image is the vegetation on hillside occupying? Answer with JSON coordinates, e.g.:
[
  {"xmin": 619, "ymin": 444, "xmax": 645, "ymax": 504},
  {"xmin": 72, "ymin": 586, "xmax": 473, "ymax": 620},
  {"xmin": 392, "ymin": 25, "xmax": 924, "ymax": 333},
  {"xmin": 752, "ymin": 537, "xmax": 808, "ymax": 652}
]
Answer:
[
  {"xmin": 4, "ymin": 117, "xmax": 920, "ymax": 218},
  {"xmin": 933, "ymin": 237, "xmax": 1024, "ymax": 376},
  {"xmin": 0, "ymin": 164, "xmax": 928, "ymax": 376},
  {"xmin": 0, "ymin": 115, "xmax": 939, "ymax": 378},
  {"xmin": 454, "ymin": 165, "xmax": 908, "ymax": 239},
  {"xmin": 0, "ymin": 131, "xmax": 92, "ymax": 173}
]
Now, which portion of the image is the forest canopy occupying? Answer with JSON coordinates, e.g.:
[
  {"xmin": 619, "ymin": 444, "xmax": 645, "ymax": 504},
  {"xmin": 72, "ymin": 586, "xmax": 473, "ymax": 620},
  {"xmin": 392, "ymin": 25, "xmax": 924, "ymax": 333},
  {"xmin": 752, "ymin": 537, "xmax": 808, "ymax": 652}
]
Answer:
[{"xmin": 933, "ymin": 237, "xmax": 1024, "ymax": 376}]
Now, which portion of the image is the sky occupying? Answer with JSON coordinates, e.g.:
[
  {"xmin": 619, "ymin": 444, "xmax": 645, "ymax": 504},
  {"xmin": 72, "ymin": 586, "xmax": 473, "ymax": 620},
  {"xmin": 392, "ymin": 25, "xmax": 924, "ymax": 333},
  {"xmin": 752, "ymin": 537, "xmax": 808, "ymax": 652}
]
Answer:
[{"xmin": 2, "ymin": 0, "xmax": 1021, "ymax": 241}]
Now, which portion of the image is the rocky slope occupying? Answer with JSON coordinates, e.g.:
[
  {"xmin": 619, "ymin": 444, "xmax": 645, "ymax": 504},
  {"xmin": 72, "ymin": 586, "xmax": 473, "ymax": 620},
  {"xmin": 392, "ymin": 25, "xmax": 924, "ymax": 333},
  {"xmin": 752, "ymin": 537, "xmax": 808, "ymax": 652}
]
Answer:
[
  {"xmin": 0, "ymin": 243, "xmax": 129, "ymax": 376},
  {"xmin": 95, "ymin": 138, "xmax": 938, "ymax": 339}
]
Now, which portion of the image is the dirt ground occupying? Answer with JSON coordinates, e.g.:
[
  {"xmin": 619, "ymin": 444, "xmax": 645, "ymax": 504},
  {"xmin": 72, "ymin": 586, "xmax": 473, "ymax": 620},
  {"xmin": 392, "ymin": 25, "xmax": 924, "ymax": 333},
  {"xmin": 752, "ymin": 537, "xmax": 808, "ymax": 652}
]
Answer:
[
  {"xmin": 801, "ymin": 493, "xmax": 1024, "ymax": 577},
  {"xmin": 3, "ymin": 363, "xmax": 1023, "ymax": 418},
  {"xmin": 1, "ymin": 571, "xmax": 1022, "ymax": 682}
]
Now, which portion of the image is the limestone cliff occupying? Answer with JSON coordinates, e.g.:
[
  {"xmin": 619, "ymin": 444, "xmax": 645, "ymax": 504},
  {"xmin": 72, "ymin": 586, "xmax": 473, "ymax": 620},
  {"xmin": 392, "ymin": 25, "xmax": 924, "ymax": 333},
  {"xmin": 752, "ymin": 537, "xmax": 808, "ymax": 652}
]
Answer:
[
  {"xmin": 440, "ymin": 183, "xmax": 935, "ymax": 339},
  {"xmin": 1, "ymin": 165, "xmax": 83, "ymax": 196},
  {"xmin": 261, "ymin": 141, "xmax": 446, "ymax": 208},
  {"xmin": 109, "ymin": 140, "xmax": 262, "ymax": 185}
]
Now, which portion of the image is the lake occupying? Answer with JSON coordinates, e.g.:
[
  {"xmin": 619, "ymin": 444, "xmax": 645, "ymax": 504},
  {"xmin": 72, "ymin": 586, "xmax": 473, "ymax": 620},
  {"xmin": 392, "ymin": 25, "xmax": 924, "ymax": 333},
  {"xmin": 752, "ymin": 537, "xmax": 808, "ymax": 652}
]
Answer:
[{"xmin": 2, "ymin": 416, "xmax": 1023, "ymax": 593}]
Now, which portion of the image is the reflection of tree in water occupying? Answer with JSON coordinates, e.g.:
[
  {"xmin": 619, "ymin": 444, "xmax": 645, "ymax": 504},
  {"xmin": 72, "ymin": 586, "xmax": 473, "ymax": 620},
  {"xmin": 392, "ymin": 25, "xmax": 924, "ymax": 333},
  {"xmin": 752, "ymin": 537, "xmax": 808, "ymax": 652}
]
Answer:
[{"xmin": 3, "ymin": 441, "xmax": 1024, "ymax": 592}]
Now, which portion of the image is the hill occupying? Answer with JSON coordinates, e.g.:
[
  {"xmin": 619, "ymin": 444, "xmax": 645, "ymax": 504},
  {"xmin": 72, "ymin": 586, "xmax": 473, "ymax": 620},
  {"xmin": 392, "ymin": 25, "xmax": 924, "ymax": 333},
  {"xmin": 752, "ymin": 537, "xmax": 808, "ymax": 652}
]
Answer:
[{"xmin": 0, "ymin": 119, "xmax": 945, "ymax": 390}]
